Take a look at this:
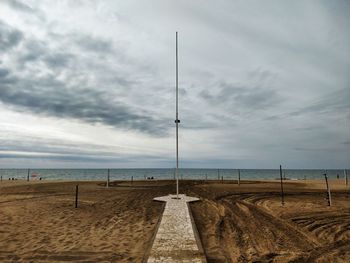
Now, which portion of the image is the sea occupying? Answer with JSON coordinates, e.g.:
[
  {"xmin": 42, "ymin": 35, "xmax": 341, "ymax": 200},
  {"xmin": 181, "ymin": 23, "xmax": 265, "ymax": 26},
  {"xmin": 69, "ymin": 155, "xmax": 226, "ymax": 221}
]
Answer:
[{"xmin": 0, "ymin": 168, "xmax": 348, "ymax": 181}]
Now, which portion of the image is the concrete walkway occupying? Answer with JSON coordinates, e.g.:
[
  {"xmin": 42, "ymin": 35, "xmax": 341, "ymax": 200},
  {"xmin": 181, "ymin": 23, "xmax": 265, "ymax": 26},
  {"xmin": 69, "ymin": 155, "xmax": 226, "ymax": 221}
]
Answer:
[{"xmin": 147, "ymin": 194, "xmax": 205, "ymax": 263}]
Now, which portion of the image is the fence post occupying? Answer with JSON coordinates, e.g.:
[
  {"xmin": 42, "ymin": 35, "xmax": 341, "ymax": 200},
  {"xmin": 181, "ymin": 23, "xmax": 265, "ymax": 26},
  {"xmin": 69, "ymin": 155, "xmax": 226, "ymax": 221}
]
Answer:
[
  {"xmin": 238, "ymin": 169, "xmax": 241, "ymax": 186},
  {"xmin": 27, "ymin": 169, "xmax": 30, "ymax": 181},
  {"xmin": 279, "ymin": 165, "xmax": 284, "ymax": 206},
  {"xmin": 324, "ymin": 173, "xmax": 331, "ymax": 206},
  {"xmin": 107, "ymin": 169, "xmax": 110, "ymax": 188},
  {"xmin": 345, "ymin": 170, "xmax": 348, "ymax": 186},
  {"xmin": 75, "ymin": 185, "xmax": 79, "ymax": 208}
]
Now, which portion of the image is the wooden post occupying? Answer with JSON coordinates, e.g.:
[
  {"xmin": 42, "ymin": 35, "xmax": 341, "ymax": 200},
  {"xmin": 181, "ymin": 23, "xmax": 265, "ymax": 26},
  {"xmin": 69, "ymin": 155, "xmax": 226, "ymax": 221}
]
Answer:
[
  {"xmin": 324, "ymin": 173, "xmax": 331, "ymax": 206},
  {"xmin": 27, "ymin": 169, "xmax": 30, "ymax": 181},
  {"xmin": 238, "ymin": 169, "xmax": 241, "ymax": 186},
  {"xmin": 1, "ymin": 175, "xmax": 2, "ymax": 182},
  {"xmin": 279, "ymin": 165, "xmax": 285, "ymax": 206},
  {"xmin": 345, "ymin": 170, "xmax": 348, "ymax": 186},
  {"xmin": 75, "ymin": 185, "xmax": 79, "ymax": 208},
  {"xmin": 106, "ymin": 169, "xmax": 110, "ymax": 188}
]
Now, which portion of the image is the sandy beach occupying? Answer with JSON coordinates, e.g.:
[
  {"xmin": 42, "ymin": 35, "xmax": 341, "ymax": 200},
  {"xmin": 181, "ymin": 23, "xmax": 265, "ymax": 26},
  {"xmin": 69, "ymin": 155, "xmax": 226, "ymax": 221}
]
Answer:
[{"xmin": 0, "ymin": 179, "xmax": 349, "ymax": 262}]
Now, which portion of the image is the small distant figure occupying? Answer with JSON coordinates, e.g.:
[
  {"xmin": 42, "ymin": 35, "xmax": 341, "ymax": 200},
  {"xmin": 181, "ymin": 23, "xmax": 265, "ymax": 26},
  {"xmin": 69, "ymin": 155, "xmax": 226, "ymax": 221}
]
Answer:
[
  {"xmin": 337, "ymin": 174, "xmax": 339, "ymax": 179},
  {"xmin": 39, "ymin": 177, "xmax": 42, "ymax": 180}
]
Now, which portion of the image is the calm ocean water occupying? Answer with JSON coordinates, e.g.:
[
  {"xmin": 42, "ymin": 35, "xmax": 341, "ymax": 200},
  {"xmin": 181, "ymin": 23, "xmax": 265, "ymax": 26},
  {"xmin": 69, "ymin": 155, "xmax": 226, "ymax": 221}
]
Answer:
[{"xmin": 0, "ymin": 168, "xmax": 347, "ymax": 181}]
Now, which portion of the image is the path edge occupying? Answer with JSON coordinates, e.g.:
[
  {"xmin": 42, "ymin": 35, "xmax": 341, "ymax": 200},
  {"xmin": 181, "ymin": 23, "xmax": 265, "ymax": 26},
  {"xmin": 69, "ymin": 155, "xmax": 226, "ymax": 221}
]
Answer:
[
  {"xmin": 142, "ymin": 200, "xmax": 166, "ymax": 263},
  {"xmin": 188, "ymin": 200, "xmax": 208, "ymax": 263}
]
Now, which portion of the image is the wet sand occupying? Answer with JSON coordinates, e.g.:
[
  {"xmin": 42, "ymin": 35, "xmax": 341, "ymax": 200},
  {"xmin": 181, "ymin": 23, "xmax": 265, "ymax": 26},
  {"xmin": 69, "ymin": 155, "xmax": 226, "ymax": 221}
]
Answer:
[{"xmin": 0, "ymin": 179, "xmax": 349, "ymax": 262}]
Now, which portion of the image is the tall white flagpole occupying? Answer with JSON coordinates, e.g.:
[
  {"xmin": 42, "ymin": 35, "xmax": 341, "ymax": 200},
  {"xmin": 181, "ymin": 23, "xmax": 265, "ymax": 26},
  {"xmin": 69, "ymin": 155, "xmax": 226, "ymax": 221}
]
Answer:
[{"xmin": 175, "ymin": 32, "xmax": 180, "ymax": 198}]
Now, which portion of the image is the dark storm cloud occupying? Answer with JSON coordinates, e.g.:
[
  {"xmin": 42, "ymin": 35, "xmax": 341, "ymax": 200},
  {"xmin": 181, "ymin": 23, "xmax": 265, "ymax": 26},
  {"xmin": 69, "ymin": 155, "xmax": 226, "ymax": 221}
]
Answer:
[
  {"xmin": 0, "ymin": 75, "xmax": 166, "ymax": 135},
  {"xmin": 0, "ymin": 20, "xmax": 167, "ymax": 135},
  {"xmin": 0, "ymin": 20, "xmax": 23, "ymax": 51}
]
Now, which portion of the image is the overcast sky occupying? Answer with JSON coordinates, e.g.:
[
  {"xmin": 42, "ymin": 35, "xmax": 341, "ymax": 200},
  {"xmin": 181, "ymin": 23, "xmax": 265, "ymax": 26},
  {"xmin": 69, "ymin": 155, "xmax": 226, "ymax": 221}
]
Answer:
[{"xmin": 0, "ymin": 0, "xmax": 349, "ymax": 169}]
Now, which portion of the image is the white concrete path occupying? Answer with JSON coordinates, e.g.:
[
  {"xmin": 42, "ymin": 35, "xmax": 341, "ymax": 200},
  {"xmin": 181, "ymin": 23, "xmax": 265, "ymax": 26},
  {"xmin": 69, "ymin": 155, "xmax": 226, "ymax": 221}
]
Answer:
[{"xmin": 147, "ymin": 194, "xmax": 205, "ymax": 263}]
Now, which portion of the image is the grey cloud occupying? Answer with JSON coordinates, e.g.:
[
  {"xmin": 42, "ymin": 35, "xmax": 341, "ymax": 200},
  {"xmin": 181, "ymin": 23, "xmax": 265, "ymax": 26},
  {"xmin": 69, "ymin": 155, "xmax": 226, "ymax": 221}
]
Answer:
[
  {"xmin": 0, "ymin": 68, "xmax": 10, "ymax": 78},
  {"xmin": 0, "ymin": 136, "xmax": 168, "ymax": 163},
  {"xmin": 48, "ymin": 32, "xmax": 114, "ymax": 56},
  {"xmin": 200, "ymin": 82, "xmax": 281, "ymax": 110},
  {"xmin": 289, "ymin": 88, "xmax": 350, "ymax": 117},
  {"xmin": 0, "ymin": 20, "xmax": 23, "ymax": 51},
  {"xmin": 247, "ymin": 68, "xmax": 276, "ymax": 84},
  {"xmin": 0, "ymin": 153, "xmax": 125, "ymax": 163},
  {"xmin": 43, "ymin": 52, "xmax": 72, "ymax": 68},
  {"xmin": 17, "ymin": 39, "xmax": 73, "ymax": 68},
  {"xmin": 2, "ymin": 0, "xmax": 36, "ymax": 13},
  {"xmin": 76, "ymin": 35, "xmax": 113, "ymax": 54},
  {"xmin": 264, "ymin": 87, "xmax": 350, "ymax": 122},
  {"xmin": 0, "ymin": 67, "xmax": 17, "ymax": 84}
]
